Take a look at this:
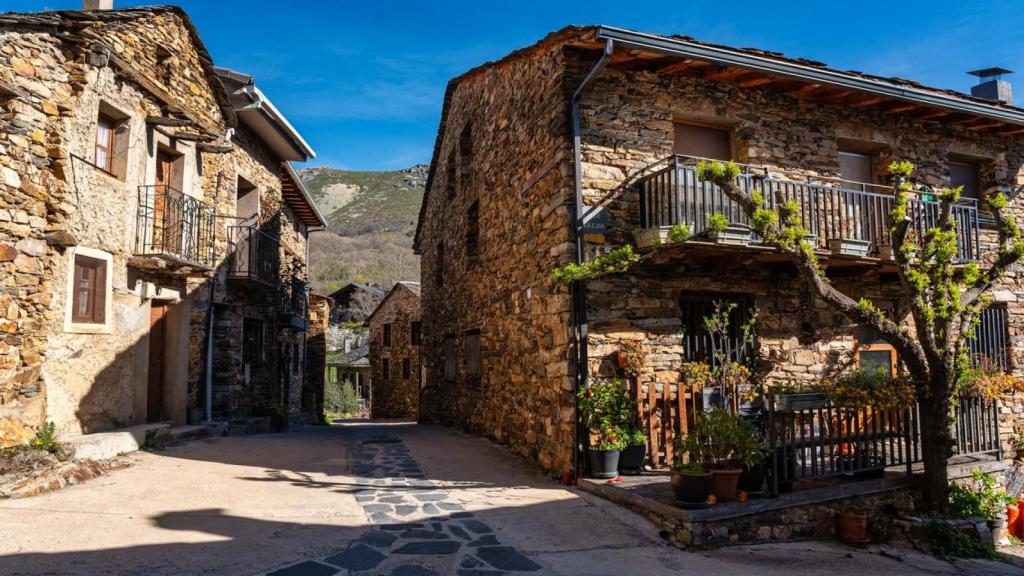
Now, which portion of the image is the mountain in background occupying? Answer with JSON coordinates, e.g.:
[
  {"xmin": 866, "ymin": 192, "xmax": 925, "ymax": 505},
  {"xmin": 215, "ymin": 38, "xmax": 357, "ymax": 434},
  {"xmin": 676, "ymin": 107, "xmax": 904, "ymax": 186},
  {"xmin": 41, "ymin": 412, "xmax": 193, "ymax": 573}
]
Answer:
[{"xmin": 299, "ymin": 164, "xmax": 427, "ymax": 294}]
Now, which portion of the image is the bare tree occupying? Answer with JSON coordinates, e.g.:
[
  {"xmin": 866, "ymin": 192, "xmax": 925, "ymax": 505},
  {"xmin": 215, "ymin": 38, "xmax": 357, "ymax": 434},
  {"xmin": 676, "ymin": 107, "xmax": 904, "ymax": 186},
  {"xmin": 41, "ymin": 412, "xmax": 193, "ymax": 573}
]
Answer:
[{"xmin": 696, "ymin": 159, "xmax": 1024, "ymax": 510}]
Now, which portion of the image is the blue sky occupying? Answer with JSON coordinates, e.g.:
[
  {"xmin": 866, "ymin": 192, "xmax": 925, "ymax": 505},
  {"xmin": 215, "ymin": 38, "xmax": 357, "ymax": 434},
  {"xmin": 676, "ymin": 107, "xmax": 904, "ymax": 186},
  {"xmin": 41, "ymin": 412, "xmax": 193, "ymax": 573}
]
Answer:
[{"xmin": 8, "ymin": 1, "xmax": 1024, "ymax": 170}]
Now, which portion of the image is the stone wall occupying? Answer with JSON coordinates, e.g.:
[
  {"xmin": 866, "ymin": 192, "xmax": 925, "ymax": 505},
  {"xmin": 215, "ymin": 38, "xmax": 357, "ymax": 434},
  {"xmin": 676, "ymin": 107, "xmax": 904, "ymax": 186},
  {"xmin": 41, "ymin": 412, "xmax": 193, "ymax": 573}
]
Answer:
[
  {"xmin": 369, "ymin": 283, "xmax": 421, "ymax": 419},
  {"xmin": 305, "ymin": 292, "xmax": 333, "ymax": 422},
  {"xmin": 416, "ymin": 33, "xmax": 583, "ymax": 471}
]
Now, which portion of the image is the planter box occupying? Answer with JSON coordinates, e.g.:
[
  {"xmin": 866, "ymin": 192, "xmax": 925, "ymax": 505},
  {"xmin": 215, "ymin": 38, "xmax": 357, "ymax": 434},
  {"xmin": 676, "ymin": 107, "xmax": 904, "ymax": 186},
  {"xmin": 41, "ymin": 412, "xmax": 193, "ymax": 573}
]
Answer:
[
  {"xmin": 774, "ymin": 392, "xmax": 827, "ymax": 412},
  {"xmin": 633, "ymin": 227, "xmax": 671, "ymax": 252},
  {"xmin": 828, "ymin": 237, "xmax": 872, "ymax": 258},
  {"xmin": 708, "ymin": 224, "xmax": 753, "ymax": 246}
]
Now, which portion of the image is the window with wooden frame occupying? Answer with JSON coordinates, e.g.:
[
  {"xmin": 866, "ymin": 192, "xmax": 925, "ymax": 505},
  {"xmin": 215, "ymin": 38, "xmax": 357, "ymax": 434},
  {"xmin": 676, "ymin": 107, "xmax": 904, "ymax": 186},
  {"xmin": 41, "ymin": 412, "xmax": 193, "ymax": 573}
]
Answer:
[
  {"xmin": 673, "ymin": 121, "xmax": 732, "ymax": 161},
  {"xmin": 95, "ymin": 113, "xmax": 116, "ymax": 173},
  {"xmin": 458, "ymin": 122, "xmax": 473, "ymax": 190},
  {"xmin": 402, "ymin": 357, "xmax": 411, "ymax": 380},
  {"xmin": 94, "ymin": 103, "xmax": 129, "ymax": 179},
  {"xmin": 382, "ymin": 357, "xmax": 390, "ymax": 381},
  {"xmin": 679, "ymin": 293, "xmax": 755, "ymax": 367},
  {"xmin": 465, "ymin": 330, "xmax": 481, "ymax": 388},
  {"xmin": 382, "ymin": 323, "xmax": 392, "ymax": 346},
  {"xmin": 854, "ymin": 301, "xmax": 898, "ymax": 377},
  {"xmin": 445, "ymin": 149, "xmax": 457, "ymax": 198},
  {"xmin": 949, "ymin": 159, "xmax": 981, "ymax": 202},
  {"xmin": 411, "ymin": 321, "xmax": 421, "ymax": 346},
  {"xmin": 968, "ymin": 307, "xmax": 1010, "ymax": 371},
  {"xmin": 466, "ymin": 200, "xmax": 480, "ymax": 262},
  {"xmin": 242, "ymin": 318, "xmax": 264, "ymax": 366},
  {"xmin": 71, "ymin": 254, "xmax": 107, "ymax": 325}
]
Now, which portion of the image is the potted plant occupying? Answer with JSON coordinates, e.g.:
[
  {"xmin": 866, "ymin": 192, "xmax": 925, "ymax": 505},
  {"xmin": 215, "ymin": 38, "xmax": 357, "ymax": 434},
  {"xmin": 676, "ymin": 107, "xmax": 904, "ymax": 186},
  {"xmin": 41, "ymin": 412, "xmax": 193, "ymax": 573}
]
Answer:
[
  {"xmin": 701, "ymin": 408, "xmax": 759, "ymax": 502},
  {"xmin": 705, "ymin": 212, "xmax": 753, "ymax": 245},
  {"xmin": 578, "ymin": 380, "xmax": 632, "ymax": 479},
  {"xmin": 827, "ymin": 220, "xmax": 871, "ymax": 258},
  {"xmin": 672, "ymin": 424, "xmax": 714, "ymax": 508},
  {"xmin": 836, "ymin": 503, "xmax": 870, "ymax": 545},
  {"xmin": 735, "ymin": 421, "xmax": 769, "ymax": 495},
  {"xmin": 950, "ymin": 471, "xmax": 1017, "ymax": 546},
  {"xmin": 633, "ymin": 226, "xmax": 672, "ymax": 252},
  {"xmin": 618, "ymin": 428, "xmax": 647, "ymax": 475},
  {"xmin": 770, "ymin": 383, "xmax": 828, "ymax": 412}
]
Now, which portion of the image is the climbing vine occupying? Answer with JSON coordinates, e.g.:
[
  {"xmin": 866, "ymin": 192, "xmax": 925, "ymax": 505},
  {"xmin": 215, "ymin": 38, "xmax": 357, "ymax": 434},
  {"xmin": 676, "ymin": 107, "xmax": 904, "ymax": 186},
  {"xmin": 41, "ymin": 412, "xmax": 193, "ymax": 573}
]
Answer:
[{"xmin": 550, "ymin": 245, "xmax": 638, "ymax": 285}]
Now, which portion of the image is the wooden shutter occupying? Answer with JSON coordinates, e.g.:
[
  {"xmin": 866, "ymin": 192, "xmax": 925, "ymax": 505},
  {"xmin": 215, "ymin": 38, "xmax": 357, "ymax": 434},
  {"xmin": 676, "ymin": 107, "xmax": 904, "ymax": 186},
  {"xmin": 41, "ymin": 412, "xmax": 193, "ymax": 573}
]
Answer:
[
  {"xmin": 93, "ymin": 259, "xmax": 106, "ymax": 323},
  {"xmin": 72, "ymin": 254, "xmax": 105, "ymax": 324},
  {"xmin": 673, "ymin": 122, "xmax": 731, "ymax": 160},
  {"xmin": 839, "ymin": 152, "xmax": 874, "ymax": 190},
  {"xmin": 950, "ymin": 161, "xmax": 980, "ymax": 200}
]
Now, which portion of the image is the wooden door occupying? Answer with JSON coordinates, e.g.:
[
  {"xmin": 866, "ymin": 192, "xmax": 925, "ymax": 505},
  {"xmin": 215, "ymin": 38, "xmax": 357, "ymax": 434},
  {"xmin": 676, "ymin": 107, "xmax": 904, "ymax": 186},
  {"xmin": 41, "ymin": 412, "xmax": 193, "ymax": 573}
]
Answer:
[
  {"xmin": 147, "ymin": 303, "xmax": 167, "ymax": 423},
  {"xmin": 155, "ymin": 150, "xmax": 180, "ymax": 254}
]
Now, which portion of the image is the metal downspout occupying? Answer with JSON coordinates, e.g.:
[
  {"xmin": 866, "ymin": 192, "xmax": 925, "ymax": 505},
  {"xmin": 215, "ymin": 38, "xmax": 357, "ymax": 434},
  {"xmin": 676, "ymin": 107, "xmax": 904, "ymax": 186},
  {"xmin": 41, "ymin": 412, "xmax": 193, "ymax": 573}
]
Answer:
[{"xmin": 569, "ymin": 39, "xmax": 613, "ymax": 479}]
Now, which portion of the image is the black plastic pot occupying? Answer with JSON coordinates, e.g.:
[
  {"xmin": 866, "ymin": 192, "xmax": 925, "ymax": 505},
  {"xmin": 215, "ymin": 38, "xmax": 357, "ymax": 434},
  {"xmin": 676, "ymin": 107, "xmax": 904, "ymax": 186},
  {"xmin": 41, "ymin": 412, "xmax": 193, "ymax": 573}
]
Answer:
[
  {"xmin": 671, "ymin": 470, "xmax": 713, "ymax": 508},
  {"xmin": 738, "ymin": 460, "xmax": 766, "ymax": 494},
  {"xmin": 618, "ymin": 444, "xmax": 647, "ymax": 475},
  {"xmin": 588, "ymin": 449, "xmax": 621, "ymax": 479}
]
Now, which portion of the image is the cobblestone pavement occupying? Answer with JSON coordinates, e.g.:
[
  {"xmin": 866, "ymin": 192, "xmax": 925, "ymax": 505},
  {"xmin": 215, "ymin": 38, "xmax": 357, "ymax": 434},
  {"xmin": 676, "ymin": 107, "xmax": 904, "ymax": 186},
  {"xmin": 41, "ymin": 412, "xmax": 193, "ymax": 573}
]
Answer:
[{"xmin": 266, "ymin": 429, "xmax": 542, "ymax": 576}]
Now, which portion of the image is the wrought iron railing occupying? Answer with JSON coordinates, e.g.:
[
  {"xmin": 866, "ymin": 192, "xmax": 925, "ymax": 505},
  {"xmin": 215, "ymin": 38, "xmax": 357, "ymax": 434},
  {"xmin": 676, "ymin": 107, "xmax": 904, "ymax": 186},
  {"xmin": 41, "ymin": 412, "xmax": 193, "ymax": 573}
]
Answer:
[
  {"xmin": 637, "ymin": 155, "xmax": 981, "ymax": 261},
  {"xmin": 227, "ymin": 225, "xmax": 279, "ymax": 286},
  {"xmin": 135, "ymin": 185, "xmax": 216, "ymax": 268},
  {"xmin": 765, "ymin": 393, "xmax": 1000, "ymax": 495}
]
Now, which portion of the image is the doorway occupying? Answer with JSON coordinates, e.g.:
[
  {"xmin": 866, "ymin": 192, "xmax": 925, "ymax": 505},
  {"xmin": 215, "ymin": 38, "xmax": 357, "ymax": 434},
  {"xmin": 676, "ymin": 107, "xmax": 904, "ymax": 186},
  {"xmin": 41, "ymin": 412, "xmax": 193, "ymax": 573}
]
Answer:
[{"xmin": 148, "ymin": 302, "xmax": 168, "ymax": 423}]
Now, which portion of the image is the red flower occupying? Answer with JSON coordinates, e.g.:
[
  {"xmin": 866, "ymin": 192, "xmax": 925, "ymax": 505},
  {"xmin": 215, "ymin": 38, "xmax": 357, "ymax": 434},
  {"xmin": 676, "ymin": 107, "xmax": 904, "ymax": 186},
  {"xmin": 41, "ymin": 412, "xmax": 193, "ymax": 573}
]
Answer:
[{"xmin": 583, "ymin": 390, "xmax": 593, "ymax": 398}]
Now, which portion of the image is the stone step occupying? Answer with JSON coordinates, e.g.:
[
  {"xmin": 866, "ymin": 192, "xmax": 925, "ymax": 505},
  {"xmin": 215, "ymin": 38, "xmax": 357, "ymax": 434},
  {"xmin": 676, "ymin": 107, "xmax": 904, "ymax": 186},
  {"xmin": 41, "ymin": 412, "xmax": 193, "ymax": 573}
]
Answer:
[{"xmin": 64, "ymin": 423, "xmax": 170, "ymax": 461}]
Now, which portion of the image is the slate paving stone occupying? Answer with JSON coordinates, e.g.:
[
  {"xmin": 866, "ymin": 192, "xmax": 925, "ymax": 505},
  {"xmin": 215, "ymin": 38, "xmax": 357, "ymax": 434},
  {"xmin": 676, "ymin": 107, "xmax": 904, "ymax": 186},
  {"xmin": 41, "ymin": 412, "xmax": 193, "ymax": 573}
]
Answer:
[
  {"xmin": 399, "ymin": 528, "xmax": 450, "ymax": 540},
  {"xmin": 448, "ymin": 525, "xmax": 471, "ymax": 540},
  {"xmin": 430, "ymin": 522, "xmax": 444, "ymax": 532},
  {"xmin": 390, "ymin": 565, "xmax": 441, "ymax": 576},
  {"xmin": 370, "ymin": 512, "xmax": 397, "ymax": 525},
  {"xmin": 421, "ymin": 503, "xmax": 441, "ymax": 515},
  {"xmin": 324, "ymin": 544, "xmax": 386, "ymax": 572},
  {"xmin": 267, "ymin": 560, "xmax": 339, "ymax": 576},
  {"xmin": 460, "ymin": 519, "xmax": 493, "ymax": 534},
  {"xmin": 460, "ymin": 556, "xmax": 484, "ymax": 568},
  {"xmin": 475, "ymin": 547, "xmax": 542, "ymax": 572},
  {"xmin": 468, "ymin": 535, "xmax": 499, "ymax": 547},
  {"xmin": 359, "ymin": 531, "xmax": 398, "ymax": 548},
  {"xmin": 379, "ymin": 496, "xmax": 407, "ymax": 504},
  {"xmin": 413, "ymin": 493, "xmax": 446, "ymax": 502},
  {"xmin": 451, "ymin": 512, "xmax": 473, "ymax": 519},
  {"xmin": 355, "ymin": 495, "xmax": 375, "ymax": 503},
  {"xmin": 380, "ymin": 523, "xmax": 424, "ymax": 531},
  {"xmin": 391, "ymin": 541, "xmax": 461, "ymax": 555},
  {"xmin": 438, "ymin": 502, "xmax": 464, "ymax": 511},
  {"xmin": 364, "ymin": 504, "xmax": 393, "ymax": 513},
  {"xmin": 395, "ymin": 505, "xmax": 418, "ymax": 516},
  {"xmin": 456, "ymin": 570, "xmax": 506, "ymax": 576}
]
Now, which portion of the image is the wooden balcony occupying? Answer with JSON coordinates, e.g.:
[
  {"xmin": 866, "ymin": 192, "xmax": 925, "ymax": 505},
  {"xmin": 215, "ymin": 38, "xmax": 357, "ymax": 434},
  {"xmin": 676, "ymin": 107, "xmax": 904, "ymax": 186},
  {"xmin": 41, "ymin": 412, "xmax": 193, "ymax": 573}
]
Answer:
[
  {"xmin": 636, "ymin": 155, "xmax": 981, "ymax": 263},
  {"xmin": 227, "ymin": 224, "xmax": 279, "ymax": 287},
  {"xmin": 134, "ymin": 185, "xmax": 216, "ymax": 269}
]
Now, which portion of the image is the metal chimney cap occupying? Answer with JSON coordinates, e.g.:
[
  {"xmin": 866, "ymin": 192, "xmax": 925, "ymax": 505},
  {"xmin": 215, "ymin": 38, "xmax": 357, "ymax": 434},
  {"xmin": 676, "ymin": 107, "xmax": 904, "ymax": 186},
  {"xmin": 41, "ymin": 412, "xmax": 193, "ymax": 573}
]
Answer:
[{"xmin": 969, "ymin": 67, "xmax": 1013, "ymax": 80}]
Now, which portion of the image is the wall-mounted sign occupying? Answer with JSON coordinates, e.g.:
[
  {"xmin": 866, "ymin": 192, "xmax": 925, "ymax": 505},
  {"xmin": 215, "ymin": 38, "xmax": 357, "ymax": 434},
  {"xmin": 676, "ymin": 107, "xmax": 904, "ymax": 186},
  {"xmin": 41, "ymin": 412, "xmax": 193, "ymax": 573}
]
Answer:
[{"xmin": 581, "ymin": 206, "xmax": 609, "ymax": 235}]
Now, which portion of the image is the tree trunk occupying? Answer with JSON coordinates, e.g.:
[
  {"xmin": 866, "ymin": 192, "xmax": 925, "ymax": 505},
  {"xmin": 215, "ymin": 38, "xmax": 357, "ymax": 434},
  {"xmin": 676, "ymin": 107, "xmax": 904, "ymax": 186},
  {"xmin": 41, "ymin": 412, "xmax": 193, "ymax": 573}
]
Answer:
[{"xmin": 917, "ymin": 381, "xmax": 956, "ymax": 511}]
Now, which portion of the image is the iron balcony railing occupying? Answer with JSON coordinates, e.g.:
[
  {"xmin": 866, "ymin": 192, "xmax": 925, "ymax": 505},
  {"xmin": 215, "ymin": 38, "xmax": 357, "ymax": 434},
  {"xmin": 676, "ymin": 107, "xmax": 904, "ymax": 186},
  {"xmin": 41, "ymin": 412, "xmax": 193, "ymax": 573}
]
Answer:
[
  {"xmin": 227, "ymin": 224, "xmax": 279, "ymax": 286},
  {"xmin": 135, "ymin": 185, "xmax": 216, "ymax": 268},
  {"xmin": 637, "ymin": 155, "xmax": 981, "ymax": 261}
]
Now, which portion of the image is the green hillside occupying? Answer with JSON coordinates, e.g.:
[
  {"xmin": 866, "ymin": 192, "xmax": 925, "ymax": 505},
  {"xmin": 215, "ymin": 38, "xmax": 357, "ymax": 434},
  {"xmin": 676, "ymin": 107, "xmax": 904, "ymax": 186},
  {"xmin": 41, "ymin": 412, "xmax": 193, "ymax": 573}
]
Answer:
[{"xmin": 300, "ymin": 165, "xmax": 427, "ymax": 293}]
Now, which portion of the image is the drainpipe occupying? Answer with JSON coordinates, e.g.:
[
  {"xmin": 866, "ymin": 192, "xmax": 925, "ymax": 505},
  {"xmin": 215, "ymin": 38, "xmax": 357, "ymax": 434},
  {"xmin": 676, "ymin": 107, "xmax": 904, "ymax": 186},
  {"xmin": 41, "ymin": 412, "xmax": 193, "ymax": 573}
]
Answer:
[
  {"xmin": 204, "ymin": 290, "xmax": 214, "ymax": 423},
  {"xmin": 569, "ymin": 39, "xmax": 613, "ymax": 479}
]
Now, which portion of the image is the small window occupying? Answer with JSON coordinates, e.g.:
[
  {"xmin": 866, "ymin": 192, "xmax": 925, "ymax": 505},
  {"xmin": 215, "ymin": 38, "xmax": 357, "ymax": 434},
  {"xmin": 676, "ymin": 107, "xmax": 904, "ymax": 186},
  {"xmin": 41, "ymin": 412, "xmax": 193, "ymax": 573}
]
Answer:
[
  {"xmin": 458, "ymin": 123, "xmax": 473, "ymax": 190},
  {"xmin": 443, "ymin": 336, "xmax": 457, "ymax": 383},
  {"xmin": 236, "ymin": 176, "xmax": 259, "ymax": 222},
  {"xmin": 95, "ymin": 114, "xmax": 115, "ymax": 173},
  {"xmin": 969, "ymin": 307, "xmax": 1010, "ymax": 371},
  {"xmin": 839, "ymin": 151, "xmax": 875, "ymax": 192},
  {"xmin": 466, "ymin": 201, "xmax": 480, "ymax": 262},
  {"xmin": 445, "ymin": 149, "xmax": 457, "ymax": 198},
  {"xmin": 854, "ymin": 302, "xmax": 897, "ymax": 377},
  {"xmin": 382, "ymin": 323, "xmax": 391, "ymax": 346},
  {"xmin": 382, "ymin": 357, "xmax": 390, "ymax": 381},
  {"xmin": 94, "ymin": 103, "xmax": 129, "ymax": 179},
  {"xmin": 465, "ymin": 330, "xmax": 481, "ymax": 387},
  {"xmin": 673, "ymin": 121, "xmax": 731, "ymax": 161},
  {"xmin": 411, "ymin": 321, "xmax": 421, "ymax": 346},
  {"xmin": 435, "ymin": 242, "xmax": 445, "ymax": 286},
  {"xmin": 950, "ymin": 160, "xmax": 981, "ymax": 201},
  {"xmin": 402, "ymin": 358, "xmax": 411, "ymax": 380},
  {"xmin": 242, "ymin": 318, "xmax": 264, "ymax": 365},
  {"xmin": 71, "ymin": 254, "xmax": 107, "ymax": 325}
]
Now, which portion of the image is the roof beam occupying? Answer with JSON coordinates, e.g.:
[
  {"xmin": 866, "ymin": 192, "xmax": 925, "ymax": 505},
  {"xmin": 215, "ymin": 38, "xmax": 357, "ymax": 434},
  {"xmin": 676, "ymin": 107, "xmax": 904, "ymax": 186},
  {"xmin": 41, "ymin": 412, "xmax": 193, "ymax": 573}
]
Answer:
[
  {"xmin": 703, "ymin": 67, "xmax": 747, "ymax": 82},
  {"xmin": 656, "ymin": 59, "xmax": 697, "ymax": 74},
  {"xmin": 881, "ymin": 102, "xmax": 919, "ymax": 114},
  {"xmin": 735, "ymin": 75, "xmax": 777, "ymax": 88},
  {"xmin": 916, "ymin": 109, "xmax": 952, "ymax": 122},
  {"xmin": 849, "ymin": 95, "xmax": 886, "ymax": 108}
]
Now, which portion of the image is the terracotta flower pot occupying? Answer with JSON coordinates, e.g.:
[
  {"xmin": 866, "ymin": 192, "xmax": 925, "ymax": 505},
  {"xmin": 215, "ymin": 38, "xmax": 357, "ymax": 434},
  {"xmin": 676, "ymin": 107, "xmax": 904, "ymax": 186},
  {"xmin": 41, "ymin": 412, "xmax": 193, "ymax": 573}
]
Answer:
[
  {"xmin": 614, "ymin": 350, "xmax": 629, "ymax": 369},
  {"xmin": 836, "ymin": 510, "xmax": 869, "ymax": 545},
  {"xmin": 1007, "ymin": 503, "xmax": 1020, "ymax": 538},
  {"xmin": 710, "ymin": 468, "xmax": 742, "ymax": 502}
]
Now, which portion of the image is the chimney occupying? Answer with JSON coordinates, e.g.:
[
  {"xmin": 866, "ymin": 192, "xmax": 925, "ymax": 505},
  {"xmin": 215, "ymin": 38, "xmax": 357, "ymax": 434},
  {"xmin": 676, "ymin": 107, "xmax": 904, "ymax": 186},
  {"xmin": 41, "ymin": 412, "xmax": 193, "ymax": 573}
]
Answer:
[
  {"xmin": 83, "ymin": 0, "xmax": 113, "ymax": 10},
  {"xmin": 969, "ymin": 68, "xmax": 1013, "ymax": 106}
]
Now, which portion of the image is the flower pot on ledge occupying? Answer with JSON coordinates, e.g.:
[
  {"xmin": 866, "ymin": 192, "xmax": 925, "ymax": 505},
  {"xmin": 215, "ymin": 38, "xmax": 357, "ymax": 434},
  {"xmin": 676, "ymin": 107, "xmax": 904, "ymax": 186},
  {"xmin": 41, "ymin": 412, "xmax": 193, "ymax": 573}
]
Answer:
[
  {"xmin": 708, "ymin": 224, "xmax": 753, "ymax": 246},
  {"xmin": 633, "ymin": 227, "xmax": 671, "ymax": 252},
  {"xmin": 671, "ymin": 469, "xmax": 713, "ymax": 508},
  {"xmin": 828, "ymin": 237, "xmax": 872, "ymax": 258},
  {"xmin": 588, "ymin": 448, "xmax": 621, "ymax": 479}
]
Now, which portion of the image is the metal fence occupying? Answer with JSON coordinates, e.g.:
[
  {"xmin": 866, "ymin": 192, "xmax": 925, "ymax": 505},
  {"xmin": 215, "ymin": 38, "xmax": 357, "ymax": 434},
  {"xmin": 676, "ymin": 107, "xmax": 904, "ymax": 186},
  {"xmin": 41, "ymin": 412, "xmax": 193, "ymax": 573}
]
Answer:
[
  {"xmin": 227, "ymin": 224, "xmax": 279, "ymax": 286},
  {"xmin": 135, "ymin": 185, "xmax": 216, "ymax": 268},
  {"xmin": 637, "ymin": 155, "xmax": 981, "ymax": 261}
]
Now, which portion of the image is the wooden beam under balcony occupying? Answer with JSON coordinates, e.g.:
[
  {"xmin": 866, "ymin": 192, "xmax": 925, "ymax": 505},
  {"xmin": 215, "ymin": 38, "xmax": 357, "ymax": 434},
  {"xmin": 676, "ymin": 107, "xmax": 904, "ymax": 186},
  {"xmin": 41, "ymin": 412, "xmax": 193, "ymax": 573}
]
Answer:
[
  {"xmin": 788, "ymin": 83, "xmax": 824, "ymax": 98},
  {"xmin": 656, "ymin": 58, "xmax": 698, "ymax": 74},
  {"xmin": 995, "ymin": 126, "xmax": 1024, "ymax": 136},
  {"xmin": 703, "ymin": 67, "xmax": 748, "ymax": 82},
  {"xmin": 966, "ymin": 120, "xmax": 1008, "ymax": 132},
  {"xmin": 146, "ymin": 116, "xmax": 191, "ymax": 127},
  {"xmin": 881, "ymin": 102, "xmax": 919, "ymax": 114},
  {"xmin": 735, "ymin": 74, "xmax": 777, "ymax": 88},
  {"xmin": 849, "ymin": 95, "xmax": 886, "ymax": 107},
  {"xmin": 916, "ymin": 109, "xmax": 952, "ymax": 122}
]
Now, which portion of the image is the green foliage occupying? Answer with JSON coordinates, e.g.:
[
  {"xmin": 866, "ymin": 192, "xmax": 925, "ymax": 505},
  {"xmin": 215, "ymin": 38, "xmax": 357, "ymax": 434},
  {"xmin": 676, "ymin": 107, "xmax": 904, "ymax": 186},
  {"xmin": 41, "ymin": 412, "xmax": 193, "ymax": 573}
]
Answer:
[
  {"xmin": 925, "ymin": 520, "xmax": 996, "ymax": 560},
  {"xmin": 676, "ymin": 408, "xmax": 766, "ymax": 469},
  {"xmin": 989, "ymin": 192, "xmax": 1009, "ymax": 211},
  {"xmin": 550, "ymin": 245, "xmax": 638, "ymax": 284},
  {"xmin": 30, "ymin": 422, "xmax": 61, "ymax": 454},
  {"xmin": 751, "ymin": 208, "xmax": 777, "ymax": 236},
  {"xmin": 706, "ymin": 212, "xmax": 729, "ymax": 234},
  {"xmin": 325, "ymin": 379, "xmax": 362, "ymax": 417},
  {"xmin": 888, "ymin": 160, "xmax": 915, "ymax": 178},
  {"xmin": 676, "ymin": 461, "xmax": 706, "ymax": 474},
  {"xmin": 578, "ymin": 379, "xmax": 635, "ymax": 451},
  {"xmin": 949, "ymin": 471, "xmax": 1015, "ymax": 521},
  {"xmin": 695, "ymin": 160, "xmax": 741, "ymax": 183},
  {"xmin": 622, "ymin": 428, "xmax": 647, "ymax": 447},
  {"xmin": 142, "ymin": 428, "xmax": 165, "ymax": 451},
  {"xmin": 669, "ymin": 223, "xmax": 691, "ymax": 243}
]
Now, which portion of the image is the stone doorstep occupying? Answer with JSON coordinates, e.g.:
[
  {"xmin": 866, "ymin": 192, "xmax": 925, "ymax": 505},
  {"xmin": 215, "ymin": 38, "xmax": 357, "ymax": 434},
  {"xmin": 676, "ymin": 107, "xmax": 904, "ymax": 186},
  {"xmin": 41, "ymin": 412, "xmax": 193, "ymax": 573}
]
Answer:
[{"xmin": 64, "ymin": 421, "xmax": 227, "ymax": 461}]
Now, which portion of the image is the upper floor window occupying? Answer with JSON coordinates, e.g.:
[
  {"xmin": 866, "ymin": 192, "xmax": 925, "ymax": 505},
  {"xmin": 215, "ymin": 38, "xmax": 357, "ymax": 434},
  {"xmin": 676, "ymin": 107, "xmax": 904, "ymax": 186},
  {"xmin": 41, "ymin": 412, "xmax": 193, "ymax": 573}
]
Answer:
[
  {"xmin": 236, "ymin": 176, "xmax": 259, "ymax": 223},
  {"xmin": 838, "ymin": 151, "xmax": 876, "ymax": 191},
  {"xmin": 465, "ymin": 330, "xmax": 481, "ymax": 388},
  {"xmin": 94, "ymin": 103, "xmax": 129, "ymax": 179},
  {"xmin": 445, "ymin": 149, "xmax": 457, "ymax": 198},
  {"xmin": 435, "ymin": 241, "xmax": 445, "ymax": 286},
  {"xmin": 411, "ymin": 321, "xmax": 421, "ymax": 346},
  {"xmin": 458, "ymin": 123, "xmax": 473, "ymax": 189},
  {"xmin": 402, "ymin": 357, "xmax": 411, "ymax": 380},
  {"xmin": 383, "ymin": 323, "xmax": 392, "ymax": 346},
  {"xmin": 466, "ymin": 200, "xmax": 480, "ymax": 262},
  {"xmin": 382, "ymin": 357, "xmax": 390, "ymax": 381},
  {"xmin": 968, "ymin": 307, "xmax": 1010, "ymax": 371},
  {"xmin": 673, "ymin": 121, "xmax": 731, "ymax": 161},
  {"xmin": 242, "ymin": 318, "xmax": 265, "ymax": 366},
  {"xmin": 949, "ymin": 160, "xmax": 981, "ymax": 201}
]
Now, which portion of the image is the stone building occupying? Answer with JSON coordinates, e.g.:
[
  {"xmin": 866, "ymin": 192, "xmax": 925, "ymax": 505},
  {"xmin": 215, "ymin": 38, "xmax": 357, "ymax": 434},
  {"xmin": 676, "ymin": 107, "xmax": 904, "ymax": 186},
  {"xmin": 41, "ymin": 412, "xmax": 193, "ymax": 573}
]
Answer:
[
  {"xmin": 367, "ymin": 281, "xmax": 422, "ymax": 419},
  {"xmin": 304, "ymin": 292, "xmax": 333, "ymax": 423},
  {"xmin": 415, "ymin": 26, "xmax": 1024, "ymax": 474},
  {"xmin": 0, "ymin": 5, "xmax": 325, "ymax": 443}
]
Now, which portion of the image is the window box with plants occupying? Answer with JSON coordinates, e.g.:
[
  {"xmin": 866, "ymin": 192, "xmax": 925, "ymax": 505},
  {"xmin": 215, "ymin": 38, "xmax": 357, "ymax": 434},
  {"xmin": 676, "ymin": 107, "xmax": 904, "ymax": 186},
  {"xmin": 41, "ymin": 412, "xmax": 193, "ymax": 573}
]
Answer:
[
  {"xmin": 632, "ymin": 222, "xmax": 691, "ymax": 252},
  {"xmin": 827, "ymin": 221, "xmax": 871, "ymax": 257},
  {"xmin": 705, "ymin": 212, "xmax": 752, "ymax": 246}
]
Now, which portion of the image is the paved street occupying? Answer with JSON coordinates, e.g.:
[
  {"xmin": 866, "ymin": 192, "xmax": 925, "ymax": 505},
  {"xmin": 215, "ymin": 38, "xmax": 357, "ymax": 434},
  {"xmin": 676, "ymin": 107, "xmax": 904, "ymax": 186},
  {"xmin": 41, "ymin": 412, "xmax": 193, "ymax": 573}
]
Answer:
[{"xmin": 0, "ymin": 422, "xmax": 1021, "ymax": 576}]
